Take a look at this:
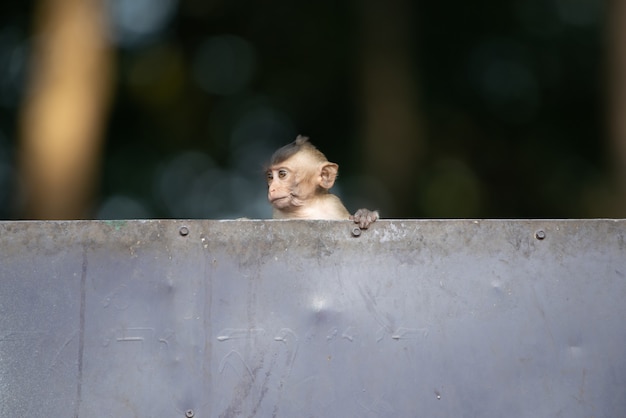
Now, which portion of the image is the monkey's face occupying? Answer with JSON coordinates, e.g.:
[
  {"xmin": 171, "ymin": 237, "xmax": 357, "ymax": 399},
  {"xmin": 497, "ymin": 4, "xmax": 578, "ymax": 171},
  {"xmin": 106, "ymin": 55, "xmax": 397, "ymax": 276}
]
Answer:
[{"xmin": 266, "ymin": 154, "xmax": 319, "ymax": 211}]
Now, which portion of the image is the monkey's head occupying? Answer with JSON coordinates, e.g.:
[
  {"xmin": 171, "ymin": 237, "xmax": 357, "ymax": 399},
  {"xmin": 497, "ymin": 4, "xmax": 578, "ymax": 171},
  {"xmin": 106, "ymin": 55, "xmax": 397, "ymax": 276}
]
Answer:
[{"xmin": 266, "ymin": 135, "xmax": 339, "ymax": 212}]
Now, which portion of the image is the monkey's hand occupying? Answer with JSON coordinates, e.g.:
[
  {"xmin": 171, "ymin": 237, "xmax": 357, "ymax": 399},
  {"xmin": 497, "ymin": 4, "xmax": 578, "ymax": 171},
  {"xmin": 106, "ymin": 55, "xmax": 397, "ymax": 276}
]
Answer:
[{"xmin": 350, "ymin": 209, "xmax": 379, "ymax": 229}]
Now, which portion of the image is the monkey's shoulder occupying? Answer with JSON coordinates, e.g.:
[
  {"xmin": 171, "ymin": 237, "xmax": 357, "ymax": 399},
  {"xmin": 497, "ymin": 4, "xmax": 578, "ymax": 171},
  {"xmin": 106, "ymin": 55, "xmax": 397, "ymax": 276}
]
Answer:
[{"xmin": 305, "ymin": 194, "xmax": 350, "ymax": 220}]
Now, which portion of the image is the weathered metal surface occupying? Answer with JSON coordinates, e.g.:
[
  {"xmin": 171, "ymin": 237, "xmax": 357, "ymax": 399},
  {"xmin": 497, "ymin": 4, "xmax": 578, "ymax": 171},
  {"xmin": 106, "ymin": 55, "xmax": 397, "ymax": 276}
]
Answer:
[{"xmin": 1, "ymin": 219, "xmax": 625, "ymax": 417}]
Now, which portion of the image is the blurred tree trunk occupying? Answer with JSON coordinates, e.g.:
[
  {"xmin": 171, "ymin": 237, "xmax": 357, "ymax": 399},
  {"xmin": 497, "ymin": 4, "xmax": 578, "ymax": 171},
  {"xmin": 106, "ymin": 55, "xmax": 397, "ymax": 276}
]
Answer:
[
  {"xmin": 607, "ymin": 0, "xmax": 626, "ymax": 215},
  {"xmin": 355, "ymin": 0, "xmax": 423, "ymax": 217},
  {"xmin": 17, "ymin": 0, "xmax": 114, "ymax": 219}
]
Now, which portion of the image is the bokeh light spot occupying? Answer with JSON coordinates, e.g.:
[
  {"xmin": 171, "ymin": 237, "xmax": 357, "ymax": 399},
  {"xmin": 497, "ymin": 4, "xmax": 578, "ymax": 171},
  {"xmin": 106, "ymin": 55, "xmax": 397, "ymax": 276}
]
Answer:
[
  {"xmin": 469, "ymin": 39, "xmax": 540, "ymax": 123},
  {"xmin": 193, "ymin": 35, "xmax": 256, "ymax": 95},
  {"xmin": 107, "ymin": 0, "xmax": 178, "ymax": 47}
]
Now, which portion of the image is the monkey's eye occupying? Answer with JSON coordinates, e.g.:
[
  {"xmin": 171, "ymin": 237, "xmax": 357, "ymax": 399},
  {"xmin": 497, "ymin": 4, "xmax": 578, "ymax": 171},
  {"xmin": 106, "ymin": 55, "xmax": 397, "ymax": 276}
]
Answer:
[
  {"xmin": 266, "ymin": 172, "xmax": 273, "ymax": 183},
  {"xmin": 278, "ymin": 169, "xmax": 287, "ymax": 179}
]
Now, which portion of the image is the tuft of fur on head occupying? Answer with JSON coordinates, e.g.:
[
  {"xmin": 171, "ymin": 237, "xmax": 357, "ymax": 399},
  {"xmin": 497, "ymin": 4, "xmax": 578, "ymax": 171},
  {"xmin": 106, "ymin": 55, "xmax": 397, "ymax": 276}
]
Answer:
[{"xmin": 269, "ymin": 135, "xmax": 328, "ymax": 166}]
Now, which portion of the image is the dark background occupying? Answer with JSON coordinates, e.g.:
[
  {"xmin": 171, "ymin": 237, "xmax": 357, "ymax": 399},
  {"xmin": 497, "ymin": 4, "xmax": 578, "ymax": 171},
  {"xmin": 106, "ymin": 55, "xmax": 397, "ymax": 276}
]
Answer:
[{"xmin": 0, "ymin": 0, "xmax": 618, "ymax": 220}]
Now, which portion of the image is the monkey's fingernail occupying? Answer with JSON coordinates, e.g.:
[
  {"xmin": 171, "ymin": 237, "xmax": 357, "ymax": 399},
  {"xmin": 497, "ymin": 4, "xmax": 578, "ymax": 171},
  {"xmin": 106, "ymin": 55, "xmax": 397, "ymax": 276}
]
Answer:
[{"xmin": 351, "ymin": 227, "xmax": 362, "ymax": 237}]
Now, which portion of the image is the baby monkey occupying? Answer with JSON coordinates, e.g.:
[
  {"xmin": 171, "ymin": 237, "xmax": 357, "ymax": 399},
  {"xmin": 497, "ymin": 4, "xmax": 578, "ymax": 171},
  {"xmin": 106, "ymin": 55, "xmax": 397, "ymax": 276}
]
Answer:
[{"xmin": 266, "ymin": 135, "xmax": 379, "ymax": 229}]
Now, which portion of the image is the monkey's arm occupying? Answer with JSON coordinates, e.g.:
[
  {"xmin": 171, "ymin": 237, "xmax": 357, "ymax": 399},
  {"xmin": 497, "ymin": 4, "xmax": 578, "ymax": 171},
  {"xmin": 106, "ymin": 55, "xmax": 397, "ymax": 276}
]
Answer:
[{"xmin": 350, "ymin": 208, "xmax": 379, "ymax": 229}]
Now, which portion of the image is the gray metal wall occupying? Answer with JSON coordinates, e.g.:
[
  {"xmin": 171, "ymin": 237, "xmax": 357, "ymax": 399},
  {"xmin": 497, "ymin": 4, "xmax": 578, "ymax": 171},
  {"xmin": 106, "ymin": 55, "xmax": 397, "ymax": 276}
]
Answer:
[{"xmin": 1, "ymin": 220, "xmax": 625, "ymax": 417}]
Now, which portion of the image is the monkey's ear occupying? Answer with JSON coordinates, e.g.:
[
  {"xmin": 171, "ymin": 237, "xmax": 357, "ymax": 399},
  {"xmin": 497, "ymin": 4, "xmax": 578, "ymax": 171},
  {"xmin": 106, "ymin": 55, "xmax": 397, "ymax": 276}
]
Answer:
[{"xmin": 319, "ymin": 162, "xmax": 339, "ymax": 189}]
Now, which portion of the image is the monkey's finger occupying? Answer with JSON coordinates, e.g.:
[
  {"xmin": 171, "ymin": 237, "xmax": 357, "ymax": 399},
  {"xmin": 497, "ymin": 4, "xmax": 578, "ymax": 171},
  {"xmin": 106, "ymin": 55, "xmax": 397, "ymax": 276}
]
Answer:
[
  {"xmin": 351, "ymin": 209, "xmax": 379, "ymax": 229},
  {"xmin": 350, "ymin": 215, "xmax": 364, "ymax": 227},
  {"xmin": 359, "ymin": 216, "xmax": 373, "ymax": 229},
  {"xmin": 361, "ymin": 213, "xmax": 378, "ymax": 229}
]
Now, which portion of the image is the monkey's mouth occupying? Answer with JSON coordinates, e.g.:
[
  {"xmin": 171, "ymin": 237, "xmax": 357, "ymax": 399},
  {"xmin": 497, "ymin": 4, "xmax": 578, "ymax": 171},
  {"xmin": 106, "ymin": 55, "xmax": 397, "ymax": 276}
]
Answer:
[{"xmin": 270, "ymin": 196, "xmax": 289, "ymax": 204}]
